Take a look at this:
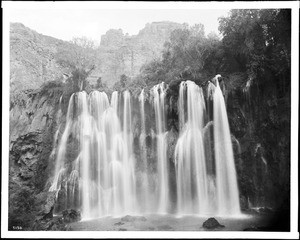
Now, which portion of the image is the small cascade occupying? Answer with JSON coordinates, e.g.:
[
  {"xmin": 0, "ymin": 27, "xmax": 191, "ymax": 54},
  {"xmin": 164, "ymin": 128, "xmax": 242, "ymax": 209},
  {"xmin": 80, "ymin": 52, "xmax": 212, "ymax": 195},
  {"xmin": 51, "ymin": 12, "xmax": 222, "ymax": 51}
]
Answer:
[
  {"xmin": 178, "ymin": 81, "xmax": 186, "ymax": 131},
  {"xmin": 78, "ymin": 91, "xmax": 93, "ymax": 219},
  {"xmin": 151, "ymin": 82, "xmax": 169, "ymax": 213},
  {"xmin": 232, "ymin": 135, "xmax": 242, "ymax": 156},
  {"xmin": 49, "ymin": 93, "xmax": 75, "ymax": 192},
  {"xmin": 243, "ymin": 78, "xmax": 253, "ymax": 104},
  {"xmin": 138, "ymin": 89, "xmax": 150, "ymax": 212},
  {"xmin": 121, "ymin": 90, "xmax": 137, "ymax": 215},
  {"xmin": 255, "ymin": 143, "xmax": 268, "ymax": 173},
  {"xmin": 50, "ymin": 95, "xmax": 64, "ymax": 158},
  {"xmin": 111, "ymin": 91, "xmax": 118, "ymax": 112}
]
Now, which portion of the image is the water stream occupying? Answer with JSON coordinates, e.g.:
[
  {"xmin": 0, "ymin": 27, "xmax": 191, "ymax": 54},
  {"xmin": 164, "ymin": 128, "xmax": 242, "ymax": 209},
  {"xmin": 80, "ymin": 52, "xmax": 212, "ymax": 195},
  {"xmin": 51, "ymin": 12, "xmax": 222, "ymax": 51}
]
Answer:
[{"xmin": 49, "ymin": 75, "xmax": 241, "ymax": 218}]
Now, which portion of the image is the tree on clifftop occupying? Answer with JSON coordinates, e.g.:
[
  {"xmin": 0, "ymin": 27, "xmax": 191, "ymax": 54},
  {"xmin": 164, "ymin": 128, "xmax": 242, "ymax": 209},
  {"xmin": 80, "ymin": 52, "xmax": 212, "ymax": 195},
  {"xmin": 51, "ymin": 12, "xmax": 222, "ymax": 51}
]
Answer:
[
  {"xmin": 56, "ymin": 36, "xmax": 97, "ymax": 72},
  {"xmin": 139, "ymin": 23, "xmax": 223, "ymax": 87},
  {"xmin": 55, "ymin": 36, "xmax": 97, "ymax": 93}
]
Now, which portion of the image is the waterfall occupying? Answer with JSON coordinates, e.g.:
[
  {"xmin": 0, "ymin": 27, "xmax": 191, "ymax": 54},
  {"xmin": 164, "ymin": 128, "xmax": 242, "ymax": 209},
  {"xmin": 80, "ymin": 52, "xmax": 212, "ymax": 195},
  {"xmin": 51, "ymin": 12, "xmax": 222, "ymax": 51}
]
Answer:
[
  {"xmin": 178, "ymin": 81, "xmax": 186, "ymax": 131},
  {"xmin": 139, "ymin": 89, "xmax": 150, "ymax": 212},
  {"xmin": 151, "ymin": 82, "xmax": 169, "ymax": 213},
  {"xmin": 175, "ymin": 78, "xmax": 241, "ymax": 216},
  {"xmin": 212, "ymin": 80, "xmax": 241, "ymax": 216},
  {"xmin": 122, "ymin": 90, "xmax": 137, "ymax": 214},
  {"xmin": 111, "ymin": 91, "xmax": 118, "ymax": 112},
  {"xmin": 49, "ymin": 93, "xmax": 75, "ymax": 192},
  {"xmin": 77, "ymin": 92, "xmax": 92, "ymax": 219},
  {"xmin": 49, "ymin": 75, "xmax": 241, "ymax": 218},
  {"xmin": 175, "ymin": 81, "xmax": 209, "ymax": 215}
]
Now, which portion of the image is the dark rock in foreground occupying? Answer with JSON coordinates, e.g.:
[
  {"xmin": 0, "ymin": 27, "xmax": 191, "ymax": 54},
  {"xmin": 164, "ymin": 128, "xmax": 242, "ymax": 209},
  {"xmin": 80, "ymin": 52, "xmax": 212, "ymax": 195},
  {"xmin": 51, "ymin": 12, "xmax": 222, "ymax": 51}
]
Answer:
[
  {"xmin": 202, "ymin": 218, "xmax": 225, "ymax": 229},
  {"xmin": 32, "ymin": 216, "xmax": 69, "ymax": 231},
  {"xmin": 32, "ymin": 209, "xmax": 80, "ymax": 230},
  {"xmin": 37, "ymin": 191, "xmax": 57, "ymax": 219},
  {"xmin": 121, "ymin": 215, "xmax": 147, "ymax": 222},
  {"xmin": 62, "ymin": 209, "xmax": 81, "ymax": 223}
]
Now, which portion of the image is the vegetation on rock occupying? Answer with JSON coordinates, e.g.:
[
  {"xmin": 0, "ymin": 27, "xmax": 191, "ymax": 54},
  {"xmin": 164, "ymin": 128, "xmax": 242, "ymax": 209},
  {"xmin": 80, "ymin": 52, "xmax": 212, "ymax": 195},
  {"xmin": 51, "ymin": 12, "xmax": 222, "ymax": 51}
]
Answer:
[{"xmin": 133, "ymin": 9, "xmax": 291, "ymax": 211}]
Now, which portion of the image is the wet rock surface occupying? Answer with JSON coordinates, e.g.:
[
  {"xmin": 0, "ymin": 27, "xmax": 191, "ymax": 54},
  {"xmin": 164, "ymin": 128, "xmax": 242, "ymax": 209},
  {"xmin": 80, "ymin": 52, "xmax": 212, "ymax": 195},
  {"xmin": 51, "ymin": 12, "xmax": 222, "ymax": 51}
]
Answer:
[
  {"xmin": 9, "ymin": 89, "xmax": 62, "ymax": 230},
  {"xmin": 62, "ymin": 209, "xmax": 81, "ymax": 223},
  {"xmin": 120, "ymin": 215, "xmax": 147, "ymax": 222},
  {"xmin": 202, "ymin": 218, "xmax": 225, "ymax": 229},
  {"xmin": 35, "ymin": 191, "xmax": 57, "ymax": 219},
  {"xmin": 32, "ymin": 209, "xmax": 80, "ymax": 231},
  {"xmin": 32, "ymin": 216, "xmax": 70, "ymax": 231}
]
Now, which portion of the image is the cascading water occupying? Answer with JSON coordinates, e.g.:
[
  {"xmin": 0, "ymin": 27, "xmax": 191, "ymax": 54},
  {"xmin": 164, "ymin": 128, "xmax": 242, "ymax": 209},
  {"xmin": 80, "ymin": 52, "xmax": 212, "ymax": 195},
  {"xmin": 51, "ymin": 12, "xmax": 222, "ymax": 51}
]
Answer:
[
  {"xmin": 78, "ymin": 91, "xmax": 93, "ymax": 219},
  {"xmin": 121, "ymin": 90, "xmax": 137, "ymax": 215},
  {"xmin": 49, "ymin": 93, "xmax": 75, "ymax": 193},
  {"xmin": 151, "ymin": 82, "xmax": 169, "ymax": 213},
  {"xmin": 111, "ymin": 91, "xmax": 118, "ymax": 112},
  {"xmin": 209, "ymin": 79, "xmax": 241, "ymax": 216},
  {"xmin": 49, "ymin": 74, "xmax": 241, "ymax": 219},
  {"xmin": 138, "ymin": 89, "xmax": 150, "ymax": 212},
  {"xmin": 175, "ymin": 81, "xmax": 210, "ymax": 215}
]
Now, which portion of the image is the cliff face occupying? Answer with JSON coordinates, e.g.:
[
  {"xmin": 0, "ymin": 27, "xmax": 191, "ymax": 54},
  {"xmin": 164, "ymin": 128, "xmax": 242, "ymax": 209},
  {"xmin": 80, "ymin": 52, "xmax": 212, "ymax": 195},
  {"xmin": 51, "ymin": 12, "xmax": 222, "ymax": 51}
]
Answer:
[
  {"xmin": 9, "ymin": 23, "xmax": 72, "ymax": 94},
  {"xmin": 92, "ymin": 22, "xmax": 184, "ymax": 86},
  {"xmin": 226, "ymin": 77, "xmax": 290, "ymax": 210},
  {"xmin": 10, "ymin": 22, "xmax": 184, "ymax": 90},
  {"xmin": 9, "ymin": 86, "xmax": 64, "ymax": 230}
]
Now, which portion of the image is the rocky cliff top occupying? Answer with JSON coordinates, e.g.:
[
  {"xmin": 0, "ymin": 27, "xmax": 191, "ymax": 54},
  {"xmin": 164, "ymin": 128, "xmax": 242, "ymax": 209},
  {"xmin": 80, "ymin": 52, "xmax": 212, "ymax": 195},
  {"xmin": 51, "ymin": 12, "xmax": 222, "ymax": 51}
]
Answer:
[
  {"xmin": 10, "ymin": 21, "xmax": 184, "ymax": 92},
  {"xmin": 10, "ymin": 23, "xmax": 72, "ymax": 94},
  {"xmin": 94, "ymin": 21, "xmax": 184, "ymax": 86}
]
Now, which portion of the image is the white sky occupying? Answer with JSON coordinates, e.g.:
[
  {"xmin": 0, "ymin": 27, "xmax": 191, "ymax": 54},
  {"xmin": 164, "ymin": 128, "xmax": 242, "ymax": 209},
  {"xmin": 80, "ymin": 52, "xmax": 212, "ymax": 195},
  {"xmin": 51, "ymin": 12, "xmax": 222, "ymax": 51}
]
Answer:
[{"xmin": 8, "ymin": 7, "xmax": 230, "ymax": 44}]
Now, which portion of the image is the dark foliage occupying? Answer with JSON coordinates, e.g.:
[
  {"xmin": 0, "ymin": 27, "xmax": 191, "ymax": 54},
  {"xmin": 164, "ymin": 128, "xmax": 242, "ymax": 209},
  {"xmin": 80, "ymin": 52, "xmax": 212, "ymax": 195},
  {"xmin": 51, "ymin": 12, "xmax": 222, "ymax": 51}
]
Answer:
[{"xmin": 134, "ymin": 9, "xmax": 291, "ymax": 212}]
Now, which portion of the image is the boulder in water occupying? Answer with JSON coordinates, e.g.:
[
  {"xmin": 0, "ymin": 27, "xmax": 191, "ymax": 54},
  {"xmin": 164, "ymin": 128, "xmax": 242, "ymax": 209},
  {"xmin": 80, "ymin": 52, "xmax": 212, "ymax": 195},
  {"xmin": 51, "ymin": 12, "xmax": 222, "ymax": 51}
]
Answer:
[
  {"xmin": 62, "ymin": 209, "xmax": 81, "ymax": 223},
  {"xmin": 202, "ymin": 218, "xmax": 225, "ymax": 229}
]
